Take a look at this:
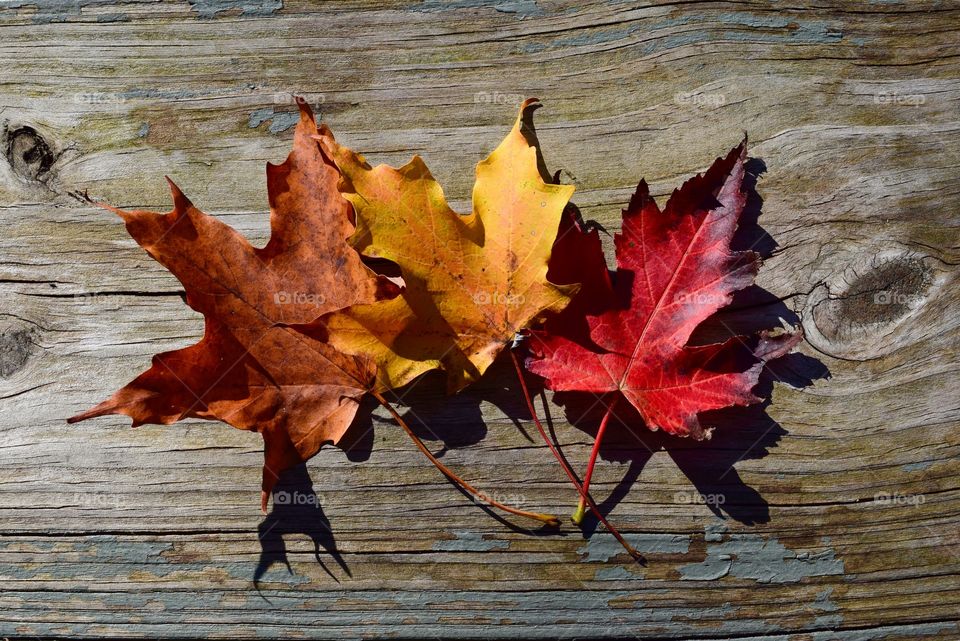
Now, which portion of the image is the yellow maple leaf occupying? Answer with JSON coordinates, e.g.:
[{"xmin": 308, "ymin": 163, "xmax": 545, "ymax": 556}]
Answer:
[{"xmin": 309, "ymin": 98, "xmax": 576, "ymax": 392}]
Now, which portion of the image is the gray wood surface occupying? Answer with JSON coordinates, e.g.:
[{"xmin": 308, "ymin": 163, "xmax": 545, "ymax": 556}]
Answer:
[{"xmin": 1, "ymin": 1, "xmax": 958, "ymax": 639}]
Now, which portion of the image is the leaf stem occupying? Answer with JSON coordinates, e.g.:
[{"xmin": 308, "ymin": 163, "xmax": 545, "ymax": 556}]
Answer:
[
  {"xmin": 370, "ymin": 389, "xmax": 560, "ymax": 528},
  {"xmin": 573, "ymin": 394, "xmax": 619, "ymax": 525},
  {"xmin": 509, "ymin": 351, "xmax": 642, "ymax": 562}
]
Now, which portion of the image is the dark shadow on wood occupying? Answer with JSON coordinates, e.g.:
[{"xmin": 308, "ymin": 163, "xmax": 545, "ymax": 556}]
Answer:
[
  {"xmin": 384, "ymin": 352, "xmax": 549, "ymax": 454},
  {"xmin": 669, "ymin": 351, "xmax": 830, "ymax": 523},
  {"xmin": 337, "ymin": 394, "xmax": 379, "ymax": 463},
  {"xmin": 356, "ymin": 365, "xmax": 563, "ymax": 538},
  {"xmin": 547, "ymin": 393, "xmax": 660, "ymax": 534},
  {"xmin": 255, "ymin": 464, "xmax": 349, "ymax": 590},
  {"xmin": 732, "ymin": 157, "xmax": 777, "ymax": 257},
  {"xmin": 547, "ymin": 350, "xmax": 828, "ymax": 531},
  {"xmin": 389, "ymin": 370, "xmax": 488, "ymax": 454}
]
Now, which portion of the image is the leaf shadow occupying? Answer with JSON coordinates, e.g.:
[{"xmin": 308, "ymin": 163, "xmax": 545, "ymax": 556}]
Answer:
[
  {"xmin": 546, "ymin": 348, "xmax": 828, "ymax": 533},
  {"xmin": 669, "ymin": 351, "xmax": 830, "ymax": 522},
  {"xmin": 255, "ymin": 464, "xmax": 350, "ymax": 590},
  {"xmin": 389, "ymin": 370, "xmax": 490, "ymax": 453},
  {"xmin": 374, "ymin": 359, "xmax": 568, "ymax": 538}
]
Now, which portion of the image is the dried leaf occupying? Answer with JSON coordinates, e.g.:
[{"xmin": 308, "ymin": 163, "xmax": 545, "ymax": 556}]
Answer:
[
  {"xmin": 69, "ymin": 104, "xmax": 393, "ymax": 507},
  {"xmin": 305, "ymin": 99, "xmax": 576, "ymax": 392}
]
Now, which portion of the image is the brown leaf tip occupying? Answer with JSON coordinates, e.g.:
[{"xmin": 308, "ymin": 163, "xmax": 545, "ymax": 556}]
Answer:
[{"xmin": 164, "ymin": 176, "xmax": 194, "ymax": 212}]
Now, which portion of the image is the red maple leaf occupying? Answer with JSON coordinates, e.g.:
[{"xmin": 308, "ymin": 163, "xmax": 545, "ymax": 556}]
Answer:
[{"xmin": 525, "ymin": 141, "xmax": 801, "ymax": 522}]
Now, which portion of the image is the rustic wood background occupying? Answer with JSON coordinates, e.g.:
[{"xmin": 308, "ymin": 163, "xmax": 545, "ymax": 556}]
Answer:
[{"xmin": 1, "ymin": 1, "xmax": 958, "ymax": 639}]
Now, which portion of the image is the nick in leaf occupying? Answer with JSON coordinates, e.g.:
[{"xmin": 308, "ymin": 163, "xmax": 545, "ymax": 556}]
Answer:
[{"xmin": 524, "ymin": 141, "xmax": 802, "ymax": 524}]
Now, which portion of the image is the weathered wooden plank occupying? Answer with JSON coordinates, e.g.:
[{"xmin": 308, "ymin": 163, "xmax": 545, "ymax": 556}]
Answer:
[{"xmin": 1, "ymin": 0, "xmax": 958, "ymax": 639}]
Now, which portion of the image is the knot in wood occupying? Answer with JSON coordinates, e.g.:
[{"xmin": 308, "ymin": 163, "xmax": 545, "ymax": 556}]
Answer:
[{"xmin": 6, "ymin": 126, "xmax": 55, "ymax": 182}]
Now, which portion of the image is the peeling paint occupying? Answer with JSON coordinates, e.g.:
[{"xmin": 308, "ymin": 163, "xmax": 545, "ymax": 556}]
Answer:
[
  {"xmin": 813, "ymin": 587, "xmax": 839, "ymax": 612},
  {"xmin": 902, "ymin": 460, "xmax": 934, "ymax": 471},
  {"xmin": 248, "ymin": 108, "xmax": 299, "ymax": 134},
  {"xmin": 0, "ymin": 591, "xmax": 755, "ymax": 638},
  {"xmin": 118, "ymin": 88, "xmax": 206, "ymax": 101},
  {"xmin": 0, "ymin": 536, "xmax": 305, "ymax": 585},
  {"xmin": 813, "ymin": 614, "xmax": 845, "ymax": 628},
  {"xmin": 680, "ymin": 530, "xmax": 845, "ymax": 583},
  {"xmin": 524, "ymin": 12, "xmax": 847, "ymax": 54},
  {"xmin": 593, "ymin": 566, "xmax": 638, "ymax": 581},
  {"xmin": 248, "ymin": 107, "xmax": 275, "ymax": 127},
  {"xmin": 809, "ymin": 587, "xmax": 843, "ymax": 629},
  {"xmin": 810, "ymin": 621, "xmax": 958, "ymax": 640},
  {"xmin": 416, "ymin": 0, "xmax": 543, "ymax": 18},
  {"xmin": 188, "ymin": 0, "xmax": 282, "ymax": 19},
  {"xmin": 432, "ymin": 531, "xmax": 509, "ymax": 552},
  {"xmin": 136, "ymin": 123, "xmax": 150, "ymax": 139},
  {"xmin": 6, "ymin": 581, "xmax": 947, "ymax": 638},
  {"xmin": 95, "ymin": 12, "xmax": 126, "ymax": 22},
  {"xmin": 705, "ymin": 521, "xmax": 728, "ymax": 542},
  {"xmin": 493, "ymin": 1, "xmax": 540, "ymax": 15},
  {"xmin": 4, "ymin": 0, "xmax": 130, "ymax": 24},
  {"xmin": 555, "ymin": 25, "xmax": 639, "ymax": 48},
  {"xmin": 577, "ymin": 533, "xmax": 690, "ymax": 562}
]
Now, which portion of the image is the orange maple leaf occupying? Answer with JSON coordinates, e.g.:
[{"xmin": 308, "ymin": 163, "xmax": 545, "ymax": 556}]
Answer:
[{"xmin": 69, "ymin": 104, "xmax": 393, "ymax": 509}]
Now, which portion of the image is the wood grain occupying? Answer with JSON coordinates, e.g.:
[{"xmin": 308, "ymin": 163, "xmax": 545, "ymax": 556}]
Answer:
[{"xmin": 1, "ymin": 1, "xmax": 958, "ymax": 639}]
